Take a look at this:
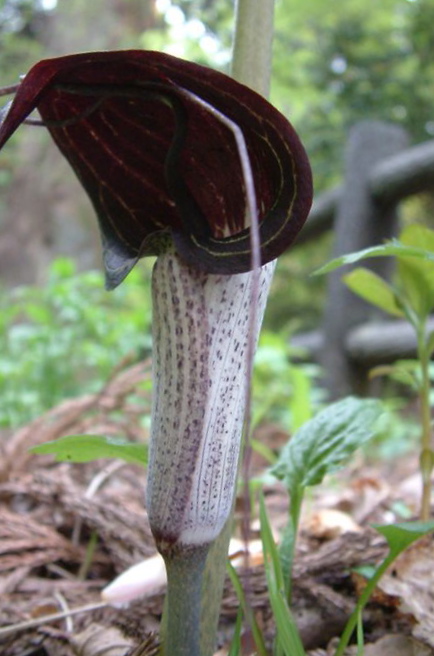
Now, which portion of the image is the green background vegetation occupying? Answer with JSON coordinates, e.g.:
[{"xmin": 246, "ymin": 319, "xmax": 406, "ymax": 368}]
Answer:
[
  {"xmin": 1, "ymin": 0, "xmax": 433, "ymax": 429},
  {"xmin": 2, "ymin": 0, "xmax": 434, "ymax": 188}
]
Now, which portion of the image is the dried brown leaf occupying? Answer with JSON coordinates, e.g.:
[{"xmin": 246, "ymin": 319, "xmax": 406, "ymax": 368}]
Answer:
[{"xmin": 71, "ymin": 623, "xmax": 135, "ymax": 656}]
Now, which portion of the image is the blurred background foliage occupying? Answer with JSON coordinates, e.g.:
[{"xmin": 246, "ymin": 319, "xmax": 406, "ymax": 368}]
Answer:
[
  {"xmin": 0, "ymin": 0, "xmax": 433, "ymax": 428},
  {"xmin": 0, "ymin": 257, "xmax": 153, "ymax": 427},
  {"xmin": 2, "ymin": 0, "xmax": 433, "ymax": 186}
]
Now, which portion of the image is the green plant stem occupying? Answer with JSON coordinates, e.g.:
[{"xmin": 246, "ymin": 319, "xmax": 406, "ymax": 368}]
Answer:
[
  {"xmin": 194, "ymin": 2, "xmax": 276, "ymax": 654},
  {"xmin": 232, "ymin": 0, "xmax": 275, "ymax": 97},
  {"xmin": 356, "ymin": 608, "xmax": 364, "ymax": 656},
  {"xmin": 198, "ymin": 517, "xmax": 234, "ymax": 656},
  {"xmin": 334, "ymin": 552, "xmax": 395, "ymax": 656},
  {"xmin": 162, "ymin": 545, "xmax": 209, "ymax": 656},
  {"xmin": 280, "ymin": 484, "xmax": 304, "ymax": 603},
  {"xmin": 417, "ymin": 320, "xmax": 433, "ymax": 521},
  {"xmin": 227, "ymin": 561, "xmax": 268, "ymax": 656},
  {"xmin": 77, "ymin": 530, "xmax": 98, "ymax": 581}
]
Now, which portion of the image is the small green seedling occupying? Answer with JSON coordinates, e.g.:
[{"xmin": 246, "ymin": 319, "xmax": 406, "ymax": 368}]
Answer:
[
  {"xmin": 270, "ymin": 396, "xmax": 383, "ymax": 600},
  {"xmin": 334, "ymin": 520, "xmax": 434, "ymax": 656},
  {"xmin": 228, "ymin": 396, "xmax": 383, "ymax": 655},
  {"xmin": 228, "ymin": 395, "xmax": 434, "ymax": 656},
  {"xmin": 317, "ymin": 223, "xmax": 434, "ymax": 520}
]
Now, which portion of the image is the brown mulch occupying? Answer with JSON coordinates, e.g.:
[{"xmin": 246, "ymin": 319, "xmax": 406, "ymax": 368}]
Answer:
[{"xmin": 0, "ymin": 361, "xmax": 433, "ymax": 655}]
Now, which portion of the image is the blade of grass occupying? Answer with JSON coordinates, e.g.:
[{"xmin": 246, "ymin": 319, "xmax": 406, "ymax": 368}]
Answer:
[
  {"xmin": 226, "ymin": 561, "xmax": 268, "ymax": 656},
  {"xmin": 356, "ymin": 608, "xmax": 364, "ymax": 656},
  {"xmin": 227, "ymin": 607, "xmax": 244, "ymax": 656},
  {"xmin": 259, "ymin": 495, "xmax": 306, "ymax": 656}
]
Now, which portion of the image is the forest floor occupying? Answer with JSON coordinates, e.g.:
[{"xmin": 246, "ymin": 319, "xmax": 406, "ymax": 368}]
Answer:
[{"xmin": 0, "ymin": 360, "xmax": 433, "ymax": 656}]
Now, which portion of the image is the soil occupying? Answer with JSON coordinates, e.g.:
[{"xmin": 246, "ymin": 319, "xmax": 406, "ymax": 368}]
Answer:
[{"xmin": 0, "ymin": 361, "xmax": 433, "ymax": 656}]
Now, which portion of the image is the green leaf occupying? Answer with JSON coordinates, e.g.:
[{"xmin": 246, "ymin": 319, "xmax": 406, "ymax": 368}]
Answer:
[
  {"xmin": 397, "ymin": 225, "xmax": 434, "ymax": 319},
  {"xmin": 30, "ymin": 434, "xmax": 147, "ymax": 466},
  {"xmin": 260, "ymin": 494, "xmax": 286, "ymax": 592},
  {"xmin": 398, "ymin": 260, "xmax": 434, "ymax": 320},
  {"xmin": 272, "ymin": 591, "xmax": 306, "ymax": 656},
  {"xmin": 251, "ymin": 438, "xmax": 277, "ymax": 465},
  {"xmin": 353, "ymin": 564, "xmax": 377, "ymax": 580},
  {"xmin": 226, "ymin": 561, "xmax": 268, "ymax": 656},
  {"xmin": 314, "ymin": 241, "xmax": 434, "ymax": 276},
  {"xmin": 335, "ymin": 519, "xmax": 434, "ymax": 656},
  {"xmin": 270, "ymin": 397, "xmax": 383, "ymax": 489},
  {"xmin": 373, "ymin": 520, "xmax": 434, "ymax": 558},
  {"xmin": 314, "ymin": 225, "xmax": 434, "ymax": 320},
  {"xmin": 343, "ymin": 268, "xmax": 404, "ymax": 317},
  {"xmin": 356, "ymin": 608, "xmax": 365, "ymax": 656},
  {"xmin": 289, "ymin": 365, "xmax": 313, "ymax": 431},
  {"xmin": 227, "ymin": 607, "xmax": 243, "ymax": 656},
  {"xmin": 400, "ymin": 224, "xmax": 434, "ymax": 254},
  {"xmin": 369, "ymin": 360, "xmax": 420, "ymax": 390}
]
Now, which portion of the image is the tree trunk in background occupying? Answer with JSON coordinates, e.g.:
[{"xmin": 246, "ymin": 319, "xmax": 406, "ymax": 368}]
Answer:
[{"xmin": 0, "ymin": 139, "xmax": 102, "ymax": 285}]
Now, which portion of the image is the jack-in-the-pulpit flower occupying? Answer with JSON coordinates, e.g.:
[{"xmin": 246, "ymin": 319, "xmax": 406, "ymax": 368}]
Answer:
[
  {"xmin": 0, "ymin": 51, "xmax": 312, "ymax": 556},
  {"xmin": 0, "ymin": 51, "xmax": 312, "ymax": 287}
]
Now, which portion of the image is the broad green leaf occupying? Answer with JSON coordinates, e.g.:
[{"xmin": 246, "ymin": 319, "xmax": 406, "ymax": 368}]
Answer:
[
  {"xmin": 397, "ymin": 225, "xmax": 434, "ymax": 319},
  {"xmin": 31, "ymin": 434, "xmax": 147, "ymax": 466},
  {"xmin": 270, "ymin": 397, "xmax": 383, "ymax": 489},
  {"xmin": 400, "ymin": 224, "xmax": 434, "ymax": 255},
  {"xmin": 314, "ymin": 240, "xmax": 434, "ymax": 276},
  {"xmin": 373, "ymin": 520, "xmax": 434, "ymax": 558},
  {"xmin": 342, "ymin": 268, "xmax": 403, "ymax": 317},
  {"xmin": 398, "ymin": 259, "xmax": 434, "ymax": 319}
]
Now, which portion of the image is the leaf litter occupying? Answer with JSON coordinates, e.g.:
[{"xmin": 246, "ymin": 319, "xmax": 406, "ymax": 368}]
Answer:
[{"xmin": 0, "ymin": 359, "xmax": 433, "ymax": 655}]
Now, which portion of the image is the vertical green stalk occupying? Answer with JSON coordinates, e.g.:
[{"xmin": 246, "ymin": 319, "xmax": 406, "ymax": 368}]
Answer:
[
  {"xmin": 198, "ymin": 517, "xmax": 235, "ymax": 656},
  {"xmin": 232, "ymin": 0, "xmax": 275, "ymax": 96},
  {"xmin": 164, "ymin": 545, "xmax": 209, "ymax": 656},
  {"xmin": 280, "ymin": 484, "xmax": 304, "ymax": 603},
  {"xmin": 197, "ymin": 3, "xmax": 277, "ymax": 655},
  {"xmin": 417, "ymin": 320, "xmax": 433, "ymax": 521},
  {"xmin": 334, "ymin": 553, "xmax": 395, "ymax": 656}
]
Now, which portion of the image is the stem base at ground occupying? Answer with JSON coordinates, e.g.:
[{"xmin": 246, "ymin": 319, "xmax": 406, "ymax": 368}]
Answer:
[{"xmin": 163, "ymin": 544, "xmax": 209, "ymax": 656}]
